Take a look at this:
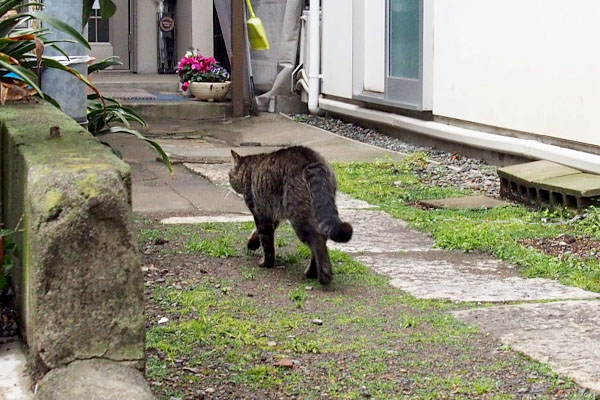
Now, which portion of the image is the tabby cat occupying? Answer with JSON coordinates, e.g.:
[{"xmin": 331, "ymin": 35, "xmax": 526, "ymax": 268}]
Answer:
[{"xmin": 228, "ymin": 146, "xmax": 353, "ymax": 284}]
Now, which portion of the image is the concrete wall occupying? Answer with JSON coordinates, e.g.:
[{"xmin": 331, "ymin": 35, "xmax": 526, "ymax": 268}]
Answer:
[
  {"xmin": 135, "ymin": 0, "xmax": 213, "ymax": 73},
  {"xmin": 135, "ymin": 0, "xmax": 158, "ymax": 73},
  {"xmin": 176, "ymin": 0, "xmax": 214, "ymax": 61},
  {"xmin": 322, "ymin": 0, "xmax": 600, "ymax": 150},
  {"xmin": 0, "ymin": 102, "xmax": 145, "ymax": 375}
]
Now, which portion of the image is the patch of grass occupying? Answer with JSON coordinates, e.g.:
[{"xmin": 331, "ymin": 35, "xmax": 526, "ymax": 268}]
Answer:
[
  {"xmin": 289, "ymin": 286, "xmax": 308, "ymax": 308},
  {"xmin": 185, "ymin": 233, "xmax": 238, "ymax": 257},
  {"xmin": 333, "ymin": 160, "xmax": 600, "ymax": 292},
  {"xmin": 137, "ymin": 228, "xmax": 161, "ymax": 244},
  {"xmin": 472, "ymin": 376, "xmax": 500, "ymax": 394},
  {"xmin": 142, "ymin": 217, "xmax": 590, "ymax": 399}
]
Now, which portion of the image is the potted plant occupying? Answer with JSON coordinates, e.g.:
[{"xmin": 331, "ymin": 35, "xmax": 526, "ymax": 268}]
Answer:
[{"xmin": 177, "ymin": 50, "xmax": 231, "ymax": 102}]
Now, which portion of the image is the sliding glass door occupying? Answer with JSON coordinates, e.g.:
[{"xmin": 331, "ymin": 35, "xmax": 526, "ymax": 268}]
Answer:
[{"xmin": 353, "ymin": 0, "xmax": 432, "ymax": 110}]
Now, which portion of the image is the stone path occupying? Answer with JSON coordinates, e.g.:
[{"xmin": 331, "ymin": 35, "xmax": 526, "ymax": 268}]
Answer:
[
  {"xmin": 0, "ymin": 342, "xmax": 33, "ymax": 400},
  {"xmin": 173, "ymin": 162, "xmax": 600, "ymax": 394}
]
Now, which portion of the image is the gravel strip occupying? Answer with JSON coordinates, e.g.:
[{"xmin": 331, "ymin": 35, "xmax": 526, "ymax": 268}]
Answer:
[{"xmin": 294, "ymin": 114, "xmax": 501, "ymax": 197}]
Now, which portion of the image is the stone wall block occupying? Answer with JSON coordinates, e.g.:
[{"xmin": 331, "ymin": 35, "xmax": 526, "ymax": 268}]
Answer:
[{"xmin": 0, "ymin": 101, "xmax": 145, "ymax": 374}]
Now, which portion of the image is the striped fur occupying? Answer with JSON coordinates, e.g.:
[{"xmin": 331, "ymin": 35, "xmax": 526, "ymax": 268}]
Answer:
[{"xmin": 229, "ymin": 146, "xmax": 353, "ymax": 284}]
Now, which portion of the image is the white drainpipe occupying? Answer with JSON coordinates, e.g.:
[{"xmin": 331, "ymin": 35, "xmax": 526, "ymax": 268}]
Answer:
[
  {"xmin": 308, "ymin": 0, "xmax": 321, "ymax": 114},
  {"xmin": 319, "ymin": 97, "xmax": 600, "ymax": 174}
]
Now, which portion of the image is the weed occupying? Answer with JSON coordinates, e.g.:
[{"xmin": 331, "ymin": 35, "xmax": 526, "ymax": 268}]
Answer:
[
  {"xmin": 185, "ymin": 233, "xmax": 237, "ymax": 257},
  {"xmin": 289, "ymin": 286, "xmax": 308, "ymax": 308}
]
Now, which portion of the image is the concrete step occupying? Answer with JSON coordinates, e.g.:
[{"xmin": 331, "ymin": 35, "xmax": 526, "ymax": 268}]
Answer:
[
  {"xmin": 125, "ymin": 100, "xmax": 232, "ymax": 121},
  {"xmin": 92, "ymin": 72, "xmax": 179, "ymax": 92},
  {"xmin": 498, "ymin": 160, "xmax": 600, "ymax": 208}
]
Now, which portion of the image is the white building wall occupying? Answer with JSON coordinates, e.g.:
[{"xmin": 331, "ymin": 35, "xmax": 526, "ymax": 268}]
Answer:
[
  {"xmin": 433, "ymin": 0, "xmax": 600, "ymax": 146},
  {"xmin": 363, "ymin": 0, "xmax": 385, "ymax": 93},
  {"xmin": 322, "ymin": 0, "xmax": 353, "ymax": 98}
]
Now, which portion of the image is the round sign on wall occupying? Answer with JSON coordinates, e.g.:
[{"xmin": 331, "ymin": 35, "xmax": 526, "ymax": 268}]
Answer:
[{"xmin": 159, "ymin": 16, "xmax": 175, "ymax": 32}]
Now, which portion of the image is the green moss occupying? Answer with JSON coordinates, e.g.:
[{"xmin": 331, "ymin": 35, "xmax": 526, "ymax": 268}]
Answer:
[
  {"xmin": 76, "ymin": 174, "xmax": 100, "ymax": 198},
  {"xmin": 43, "ymin": 189, "xmax": 63, "ymax": 215}
]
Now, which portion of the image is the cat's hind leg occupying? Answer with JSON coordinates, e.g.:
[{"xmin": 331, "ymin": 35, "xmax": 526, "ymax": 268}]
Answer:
[
  {"xmin": 247, "ymin": 220, "xmax": 280, "ymax": 251},
  {"xmin": 291, "ymin": 221, "xmax": 332, "ymax": 284},
  {"xmin": 255, "ymin": 218, "xmax": 277, "ymax": 268}
]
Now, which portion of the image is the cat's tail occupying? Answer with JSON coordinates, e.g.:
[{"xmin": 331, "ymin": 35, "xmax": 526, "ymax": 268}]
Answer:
[{"xmin": 304, "ymin": 163, "xmax": 353, "ymax": 243}]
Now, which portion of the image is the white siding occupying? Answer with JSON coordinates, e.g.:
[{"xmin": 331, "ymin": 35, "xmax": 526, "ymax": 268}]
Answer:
[
  {"xmin": 433, "ymin": 0, "xmax": 600, "ymax": 146},
  {"xmin": 322, "ymin": 0, "xmax": 353, "ymax": 98}
]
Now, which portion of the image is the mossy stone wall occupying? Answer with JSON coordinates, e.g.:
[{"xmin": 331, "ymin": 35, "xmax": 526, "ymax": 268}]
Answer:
[{"xmin": 0, "ymin": 101, "xmax": 144, "ymax": 373}]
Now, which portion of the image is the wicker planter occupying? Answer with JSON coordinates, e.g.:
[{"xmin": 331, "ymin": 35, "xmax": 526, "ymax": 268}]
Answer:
[{"xmin": 189, "ymin": 81, "xmax": 231, "ymax": 102}]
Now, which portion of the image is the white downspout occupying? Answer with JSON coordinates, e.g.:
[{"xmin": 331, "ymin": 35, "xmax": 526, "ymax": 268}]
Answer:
[{"xmin": 308, "ymin": 0, "xmax": 321, "ymax": 114}]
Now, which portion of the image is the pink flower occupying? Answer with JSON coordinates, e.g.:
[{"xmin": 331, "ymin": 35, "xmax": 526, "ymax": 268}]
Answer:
[{"xmin": 182, "ymin": 81, "xmax": 189, "ymax": 91}]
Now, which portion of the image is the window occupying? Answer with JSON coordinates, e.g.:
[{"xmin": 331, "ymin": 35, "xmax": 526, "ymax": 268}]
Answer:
[{"xmin": 88, "ymin": 1, "xmax": 109, "ymax": 43}]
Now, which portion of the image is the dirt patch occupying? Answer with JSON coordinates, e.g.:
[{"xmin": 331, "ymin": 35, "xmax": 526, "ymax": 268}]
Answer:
[
  {"xmin": 138, "ymin": 218, "xmax": 593, "ymax": 400},
  {"xmin": 521, "ymin": 234, "xmax": 600, "ymax": 260},
  {"xmin": 0, "ymin": 294, "xmax": 17, "ymax": 345}
]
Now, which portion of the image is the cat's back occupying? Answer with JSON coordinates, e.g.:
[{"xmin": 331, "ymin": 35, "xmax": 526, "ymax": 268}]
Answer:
[
  {"xmin": 249, "ymin": 146, "xmax": 329, "ymax": 195},
  {"xmin": 262, "ymin": 146, "xmax": 326, "ymax": 172}
]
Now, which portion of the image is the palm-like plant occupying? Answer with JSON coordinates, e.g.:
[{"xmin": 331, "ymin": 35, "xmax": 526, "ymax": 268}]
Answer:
[
  {"xmin": 0, "ymin": 0, "xmax": 98, "ymax": 104},
  {"xmin": 87, "ymin": 57, "xmax": 173, "ymax": 174}
]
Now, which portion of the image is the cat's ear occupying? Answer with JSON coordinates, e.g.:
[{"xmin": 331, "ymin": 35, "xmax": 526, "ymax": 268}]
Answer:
[{"xmin": 231, "ymin": 150, "xmax": 241, "ymax": 163}]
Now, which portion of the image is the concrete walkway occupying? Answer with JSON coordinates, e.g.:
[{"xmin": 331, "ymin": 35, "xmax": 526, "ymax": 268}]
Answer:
[
  {"xmin": 110, "ymin": 113, "xmax": 600, "ymax": 394},
  {"xmin": 0, "ymin": 342, "xmax": 33, "ymax": 400}
]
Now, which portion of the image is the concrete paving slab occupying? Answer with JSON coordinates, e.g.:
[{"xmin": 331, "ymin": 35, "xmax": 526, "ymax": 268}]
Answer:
[
  {"xmin": 158, "ymin": 113, "xmax": 404, "ymax": 163},
  {"xmin": 184, "ymin": 163, "xmax": 231, "ymax": 187},
  {"xmin": 333, "ymin": 209, "xmax": 435, "ymax": 253},
  {"xmin": 420, "ymin": 195, "xmax": 511, "ymax": 210},
  {"xmin": 498, "ymin": 160, "xmax": 580, "ymax": 182},
  {"xmin": 453, "ymin": 301, "xmax": 600, "ymax": 392},
  {"xmin": 538, "ymin": 173, "xmax": 600, "ymax": 197},
  {"xmin": 336, "ymin": 193, "xmax": 377, "ymax": 210},
  {"xmin": 102, "ymin": 134, "xmax": 247, "ymax": 215},
  {"xmin": 0, "ymin": 342, "xmax": 34, "ymax": 400},
  {"xmin": 356, "ymin": 251, "xmax": 600, "ymax": 302},
  {"xmin": 161, "ymin": 144, "xmax": 284, "ymax": 160},
  {"xmin": 161, "ymin": 215, "xmax": 254, "ymax": 224}
]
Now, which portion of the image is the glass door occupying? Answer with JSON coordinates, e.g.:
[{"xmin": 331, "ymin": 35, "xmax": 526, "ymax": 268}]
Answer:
[
  {"xmin": 352, "ymin": 0, "xmax": 432, "ymax": 111},
  {"xmin": 386, "ymin": 0, "xmax": 421, "ymax": 106}
]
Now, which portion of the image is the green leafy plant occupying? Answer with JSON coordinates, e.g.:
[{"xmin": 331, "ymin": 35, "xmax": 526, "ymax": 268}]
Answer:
[
  {"xmin": 0, "ymin": 229, "xmax": 14, "ymax": 292},
  {"xmin": 0, "ymin": 0, "xmax": 97, "ymax": 105},
  {"xmin": 86, "ymin": 57, "xmax": 173, "ymax": 174}
]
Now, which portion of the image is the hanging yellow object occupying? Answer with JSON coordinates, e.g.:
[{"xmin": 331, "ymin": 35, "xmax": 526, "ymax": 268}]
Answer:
[{"xmin": 245, "ymin": 0, "xmax": 270, "ymax": 51}]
